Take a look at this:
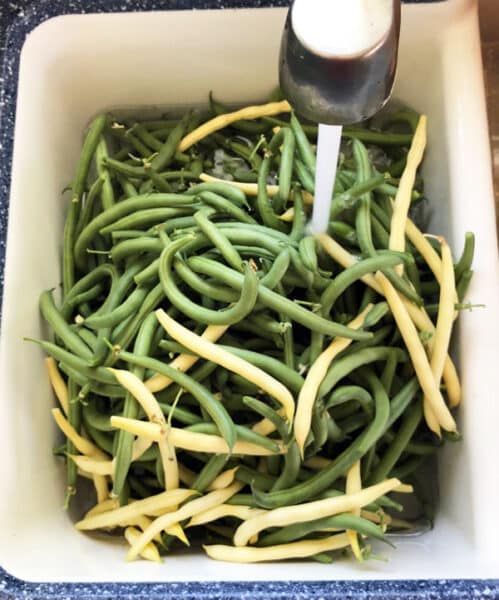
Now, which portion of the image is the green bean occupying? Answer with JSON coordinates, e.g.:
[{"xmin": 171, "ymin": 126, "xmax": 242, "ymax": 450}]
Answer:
[
  {"xmin": 174, "ymin": 258, "xmax": 239, "ymax": 303},
  {"xmin": 381, "ymin": 267, "xmax": 423, "ymax": 306},
  {"xmin": 337, "ymin": 413, "xmax": 368, "ymax": 434},
  {"xmin": 63, "ymin": 115, "xmax": 107, "ymax": 295},
  {"xmin": 289, "ymin": 188, "xmax": 307, "ymax": 242},
  {"xmin": 381, "ymin": 350, "xmax": 399, "ymax": 395},
  {"xmin": 256, "ymin": 154, "xmax": 288, "ymax": 232},
  {"xmin": 370, "ymin": 214, "xmax": 390, "ymax": 248},
  {"xmin": 277, "ymin": 289, "xmax": 295, "ymax": 370},
  {"xmin": 149, "ymin": 170, "xmax": 173, "ymax": 192},
  {"xmin": 263, "ymin": 116, "xmax": 317, "ymax": 137},
  {"xmin": 329, "ymin": 221, "xmax": 358, "ymax": 245},
  {"xmin": 218, "ymin": 136, "xmax": 263, "ymax": 171},
  {"xmin": 290, "ymin": 112, "xmax": 316, "ymax": 174},
  {"xmin": 311, "ymin": 401, "xmax": 329, "ymax": 453},
  {"xmin": 112, "ymin": 283, "xmax": 165, "ymax": 352},
  {"xmin": 382, "ymin": 431, "xmax": 439, "ymax": 456},
  {"xmin": 198, "ymin": 191, "xmax": 257, "ymax": 225},
  {"xmin": 228, "ymin": 373, "xmax": 260, "ymax": 395},
  {"xmin": 356, "ymin": 197, "xmax": 377, "ymax": 257},
  {"xmin": 63, "ymin": 264, "xmax": 117, "ymax": 312},
  {"xmin": 359, "ymin": 287, "xmax": 378, "ymax": 313},
  {"xmin": 386, "ymin": 377, "xmax": 420, "ymax": 429},
  {"xmin": 160, "ymin": 238, "xmax": 258, "ymax": 326},
  {"xmin": 369, "ymin": 400, "xmax": 423, "ymax": 484},
  {"xmin": 235, "ymin": 466, "xmax": 277, "ymax": 491},
  {"xmin": 75, "ymin": 193, "xmax": 197, "ymax": 268},
  {"xmin": 386, "ymin": 153, "xmax": 407, "ymax": 178},
  {"xmin": 65, "ymin": 378, "xmax": 80, "ymax": 505},
  {"xmin": 272, "ymin": 127, "xmax": 295, "ymax": 214},
  {"xmin": 266, "ymin": 455, "xmax": 283, "ymax": 478},
  {"xmin": 298, "ymin": 236, "xmax": 319, "ymax": 274},
  {"xmin": 216, "ymin": 222, "xmax": 297, "ymax": 245},
  {"xmin": 39, "ymin": 290, "xmax": 93, "ymax": 360},
  {"xmin": 455, "ymin": 233, "xmax": 475, "ymax": 280},
  {"xmin": 330, "ymin": 400, "xmax": 362, "ymax": 421},
  {"xmin": 342, "ymin": 127, "xmax": 413, "ymax": 145},
  {"xmin": 320, "ymin": 254, "xmax": 404, "ymax": 315},
  {"xmin": 129, "ymin": 122, "xmax": 163, "ymax": 152},
  {"xmin": 66, "ymin": 283, "xmax": 104, "ymax": 308},
  {"xmin": 258, "ymin": 513, "xmax": 387, "ymax": 547},
  {"xmin": 310, "ymin": 554, "xmax": 334, "ymax": 564},
  {"xmin": 72, "ymin": 116, "xmax": 108, "ymax": 207},
  {"xmin": 326, "ymin": 385, "xmax": 373, "ymax": 414},
  {"xmin": 114, "ymin": 349, "xmax": 237, "ymax": 451},
  {"xmin": 188, "ymin": 256, "xmax": 371, "ymax": 340},
  {"xmin": 337, "ymin": 171, "xmax": 354, "ymax": 189},
  {"xmin": 327, "ymin": 417, "xmax": 346, "ymax": 443},
  {"xmin": 98, "ymin": 260, "xmax": 148, "ymax": 317},
  {"xmin": 375, "ymin": 183, "xmax": 420, "ymax": 202},
  {"xmin": 353, "ymin": 139, "xmax": 376, "ymax": 253},
  {"xmin": 247, "ymin": 313, "xmax": 290, "ymax": 335},
  {"xmin": 29, "ymin": 339, "xmax": 116, "ymax": 385},
  {"xmin": 58, "ymin": 363, "xmax": 125, "ymax": 398},
  {"xmin": 84, "ymin": 286, "xmax": 150, "ymax": 330},
  {"xmin": 253, "ymin": 370, "xmax": 390, "ymax": 507},
  {"xmin": 89, "ymin": 261, "xmax": 150, "ymax": 366},
  {"xmin": 75, "ymin": 328, "xmax": 99, "ymax": 352},
  {"xmin": 390, "ymin": 455, "xmax": 428, "ymax": 480},
  {"xmin": 230, "ymin": 168, "xmax": 258, "ymax": 183},
  {"xmin": 110, "ymin": 237, "xmax": 162, "ymax": 263},
  {"xmin": 122, "ymin": 129, "xmax": 153, "ymax": 158},
  {"xmin": 104, "ymin": 157, "xmax": 149, "ymax": 179},
  {"xmin": 271, "ymin": 441, "xmax": 301, "ymax": 492},
  {"xmin": 363, "ymin": 302, "xmax": 390, "ymax": 328},
  {"xmin": 172, "ymin": 225, "xmax": 288, "ymax": 262},
  {"xmin": 330, "ymin": 173, "xmax": 386, "ymax": 220},
  {"xmin": 75, "ymin": 176, "xmax": 105, "ymax": 238},
  {"xmin": 112, "ymin": 144, "xmax": 133, "ymax": 161},
  {"xmin": 84, "ymin": 421, "xmax": 115, "ymax": 454},
  {"xmin": 191, "ymin": 454, "xmax": 229, "ymax": 493},
  {"xmin": 155, "ymin": 168, "xmax": 200, "ymax": 183},
  {"xmin": 319, "ymin": 346, "xmax": 408, "ymax": 399},
  {"xmin": 101, "ymin": 207, "xmax": 195, "ymax": 235},
  {"xmin": 259, "ymin": 248, "xmax": 291, "ymax": 290},
  {"xmin": 379, "ymin": 109, "xmax": 419, "ymax": 133},
  {"xmin": 96, "ymin": 137, "xmax": 115, "ymax": 209},
  {"xmin": 405, "ymin": 254, "xmax": 422, "ymax": 296},
  {"xmin": 372, "ymin": 495, "xmax": 404, "ymax": 512},
  {"xmin": 241, "ymin": 396, "xmax": 289, "ymax": 439},
  {"xmin": 223, "ymin": 493, "xmax": 259, "ymax": 507},
  {"xmin": 194, "ymin": 210, "xmax": 243, "ymax": 271},
  {"xmin": 111, "ymin": 230, "xmax": 148, "ymax": 241},
  {"xmin": 151, "ymin": 112, "xmax": 190, "ymax": 172},
  {"xmin": 186, "ymin": 182, "xmax": 248, "ymax": 208},
  {"xmin": 82, "ymin": 401, "xmax": 113, "ymax": 431}
]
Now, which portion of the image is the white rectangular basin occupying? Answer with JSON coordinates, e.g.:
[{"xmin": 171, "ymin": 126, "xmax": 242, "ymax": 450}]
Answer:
[{"xmin": 1, "ymin": 0, "xmax": 498, "ymax": 584}]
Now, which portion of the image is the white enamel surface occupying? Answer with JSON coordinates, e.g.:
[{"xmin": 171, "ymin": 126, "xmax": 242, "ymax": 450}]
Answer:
[
  {"xmin": 1, "ymin": 0, "xmax": 498, "ymax": 584},
  {"xmin": 292, "ymin": 0, "xmax": 393, "ymax": 57}
]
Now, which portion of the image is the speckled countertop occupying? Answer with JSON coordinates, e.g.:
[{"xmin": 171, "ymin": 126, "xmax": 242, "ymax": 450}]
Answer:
[{"xmin": 0, "ymin": 1, "xmax": 498, "ymax": 599}]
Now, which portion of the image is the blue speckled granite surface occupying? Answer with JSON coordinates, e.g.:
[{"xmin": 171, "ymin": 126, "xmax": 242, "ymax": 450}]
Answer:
[{"xmin": 0, "ymin": 1, "xmax": 498, "ymax": 599}]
